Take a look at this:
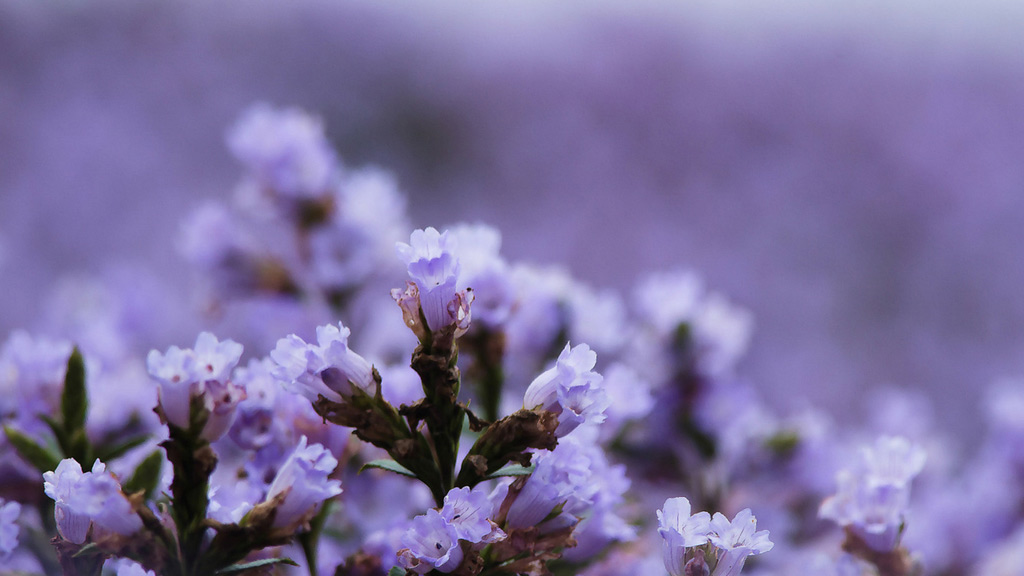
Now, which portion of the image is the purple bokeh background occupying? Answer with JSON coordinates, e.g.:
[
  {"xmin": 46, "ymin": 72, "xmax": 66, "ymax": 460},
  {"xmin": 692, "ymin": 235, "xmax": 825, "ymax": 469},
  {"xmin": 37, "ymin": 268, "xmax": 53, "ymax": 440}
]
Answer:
[{"xmin": 3, "ymin": 0, "xmax": 1024, "ymax": 440}]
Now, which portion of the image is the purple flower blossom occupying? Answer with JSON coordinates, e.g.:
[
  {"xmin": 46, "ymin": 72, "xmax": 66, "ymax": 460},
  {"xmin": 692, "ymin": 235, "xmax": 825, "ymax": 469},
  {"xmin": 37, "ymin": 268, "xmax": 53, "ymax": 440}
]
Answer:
[
  {"xmin": 449, "ymin": 223, "xmax": 514, "ymax": 327},
  {"xmin": 633, "ymin": 271, "xmax": 753, "ymax": 377},
  {"xmin": 264, "ymin": 436, "xmax": 342, "ymax": 530},
  {"xmin": 440, "ymin": 486, "xmax": 505, "ymax": 544},
  {"xmin": 114, "ymin": 561, "xmax": 157, "ymax": 576},
  {"xmin": 708, "ymin": 508, "xmax": 774, "ymax": 576},
  {"xmin": 398, "ymin": 509, "xmax": 464, "ymax": 574},
  {"xmin": 396, "ymin": 227, "xmax": 473, "ymax": 334},
  {"xmin": 506, "ymin": 437, "xmax": 596, "ymax": 529},
  {"xmin": 43, "ymin": 459, "xmax": 142, "ymax": 544},
  {"xmin": 146, "ymin": 332, "xmax": 245, "ymax": 440},
  {"xmin": 523, "ymin": 342, "xmax": 608, "ymax": 437},
  {"xmin": 819, "ymin": 435, "xmax": 926, "ymax": 552},
  {"xmin": 227, "ymin": 103, "xmax": 339, "ymax": 199},
  {"xmin": 0, "ymin": 499, "xmax": 20, "ymax": 561},
  {"xmin": 270, "ymin": 322, "xmax": 374, "ymax": 402},
  {"xmin": 658, "ymin": 497, "xmax": 712, "ymax": 576}
]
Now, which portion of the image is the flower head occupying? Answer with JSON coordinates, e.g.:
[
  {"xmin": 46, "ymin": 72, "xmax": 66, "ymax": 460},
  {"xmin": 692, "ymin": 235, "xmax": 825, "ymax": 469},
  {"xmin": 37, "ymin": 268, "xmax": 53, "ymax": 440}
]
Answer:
[
  {"xmin": 264, "ymin": 436, "xmax": 342, "ymax": 530},
  {"xmin": 398, "ymin": 509, "xmax": 464, "ymax": 574},
  {"xmin": 441, "ymin": 486, "xmax": 505, "ymax": 544},
  {"xmin": 395, "ymin": 227, "xmax": 473, "ymax": 335},
  {"xmin": 227, "ymin": 103, "xmax": 338, "ymax": 199},
  {"xmin": 0, "ymin": 499, "xmax": 20, "ymax": 561},
  {"xmin": 43, "ymin": 459, "xmax": 142, "ymax": 544},
  {"xmin": 523, "ymin": 342, "xmax": 608, "ymax": 436},
  {"xmin": 708, "ymin": 509, "xmax": 774, "ymax": 576},
  {"xmin": 820, "ymin": 435, "xmax": 926, "ymax": 552},
  {"xmin": 270, "ymin": 322, "xmax": 374, "ymax": 402},
  {"xmin": 146, "ymin": 332, "xmax": 245, "ymax": 440}
]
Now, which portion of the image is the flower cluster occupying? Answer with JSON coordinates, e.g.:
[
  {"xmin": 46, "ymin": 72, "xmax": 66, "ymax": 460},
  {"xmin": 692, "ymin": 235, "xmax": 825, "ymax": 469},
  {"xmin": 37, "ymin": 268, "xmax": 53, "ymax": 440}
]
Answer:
[{"xmin": 6, "ymin": 102, "xmax": 1024, "ymax": 576}]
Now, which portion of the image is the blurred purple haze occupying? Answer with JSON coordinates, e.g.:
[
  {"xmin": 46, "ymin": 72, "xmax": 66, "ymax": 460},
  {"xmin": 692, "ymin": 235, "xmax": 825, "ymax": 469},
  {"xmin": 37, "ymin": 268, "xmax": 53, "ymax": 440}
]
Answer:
[{"xmin": 3, "ymin": 0, "xmax": 1024, "ymax": 441}]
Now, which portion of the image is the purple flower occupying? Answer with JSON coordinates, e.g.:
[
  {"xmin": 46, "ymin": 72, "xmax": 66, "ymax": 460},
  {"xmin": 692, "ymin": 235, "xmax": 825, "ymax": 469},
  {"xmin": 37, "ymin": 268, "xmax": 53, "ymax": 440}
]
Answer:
[
  {"xmin": 115, "ymin": 562, "xmax": 157, "ymax": 576},
  {"xmin": 633, "ymin": 271, "xmax": 753, "ymax": 377},
  {"xmin": 43, "ymin": 459, "xmax": 142, "ymax": 544},
  {"xmin": 440, "ymin": 486, "xmax": 505, "ymax": 544},
  {"xmin": 819, "ymin": 435, "xmax": 926, "ymax": 551},
  {"xmin": 449, "ymin": 223, "xmax": 514, "ymax": 327},
  {"xmin": 506, "ymin": 437, "xmax": 595, "ymax": 529},
  {"xmin": 708, "ymin": 508, "xmax": 773, "ymax": 576},
  {"xmin": 0, "ymin": 499, "xmax": 20, "ymax": 561},
  {"xmin": 147, "ymin": 332, "xmax": 245, "ymax": 440},
  {"xmin": 396, "ymin": 227, "xmax": 473, "ymax": 334},
  {"xmin": 398, "ymin": 509, "xmax": 464, "ymax": 574},
  {"xmin": 227, "ymin": 103, "xmax": 339, "ymax": 199},
  {"xmin": 264, "ymin": 436, "xmax": 342, "ymax": 530},
  {"xmin": 523, "ymin": 342, "xmax": 608, "ymax": 437},
  {"xmin": 270, "ymin": 322, "xmax": 374, "ymax": 402},
  {"xmin": 657, "ymin": 497, "xmax": 712, "ymax": 576}
]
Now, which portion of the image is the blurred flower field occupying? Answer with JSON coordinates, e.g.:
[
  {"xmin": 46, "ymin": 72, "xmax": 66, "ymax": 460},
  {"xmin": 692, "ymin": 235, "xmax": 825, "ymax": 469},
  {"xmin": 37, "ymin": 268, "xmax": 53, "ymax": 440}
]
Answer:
[{"xmin": 2, "ymin": 2, "xmax": 1024, "ymax": 575}]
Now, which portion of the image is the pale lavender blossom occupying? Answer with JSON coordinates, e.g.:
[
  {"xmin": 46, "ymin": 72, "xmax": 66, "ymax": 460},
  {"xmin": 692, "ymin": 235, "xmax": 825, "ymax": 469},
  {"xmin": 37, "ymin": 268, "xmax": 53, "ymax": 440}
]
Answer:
[
  {"xmin": 208, "ymin": 477, "xmax": 262, "ymax": 524},
  {"xmin": 708, "ymin": 508, "xmax": 774, "ymax": 576},
  {"xmin": 523, "ymin": 342, "xmax": 608, "ymax": 437},
  {"xmin": 633, "ymin": 271, "xmax": 753, "ymax": 377},
  {"xmin": 819, "ymin": 435, "xmax": 926, "ymax": 552},
  {"xmin": 566, "ymin": 285, "xmax": 628, "ymax": 356},
  {"xmin": 146, "ymin": 332, "xmax": 245, "ymax": 440},
  {"xmin": 658, "ymin": 497, "xmax": 712, "ymax": 576},
  {"xmin": 270, "ymin": 322, "xmax": 374, "ymax": 402},
  {"xmin": 395, "ymin": 227, "xmax": 472, "ymax": 334},
  {"xmin": 227, "ymin": 103, "xmax": 339, "ymax": 199},
  {"xmin": 263, "ymin": 436, "xmax": 342, "ymax": 530},
  {"xmin": 449, "ymin": 223, "xmax": 515, "ymax": 327},
  {"xmin": 114, "ymin": 561, "xmax": 157, "ymax": 576},
  {"xmin": 506, "ymin": 437, "xmax": 595, "ymax": 529},
  {"xmin": 0, "ymin": 332, "xmax": 73, "ymax": 438},
  {"xmin": 398, "ymin": 509, "xmax": 464, "ymax": 574},
  {"xmin": 440, "ymin": 486, "xmax": 505, "ymax": 544},
  {"xmin": 599, "ymin": 363, "xmax": 654, "ymax": 439},
  {"xmin": 0, "ymin": 499, "xmax": 20, "ymax": 561},
  {"xmin": 177, "ymin": 201, "xmax": 246, "ymax": 269},
  {"xmin": 43, "ymin": 459, "xmax": 142, "ymax": 544},
  {"xmin": 562, "ymin": 437, "xmax": 634, "ymax": 561}
]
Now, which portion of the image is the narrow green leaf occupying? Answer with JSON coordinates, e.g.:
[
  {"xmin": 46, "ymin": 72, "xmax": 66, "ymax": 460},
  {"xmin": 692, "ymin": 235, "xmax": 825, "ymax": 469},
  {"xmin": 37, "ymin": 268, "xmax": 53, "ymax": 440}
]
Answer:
[
  {"xmin": 95, "ymin": 435, "xmax": 150, "ymax": 462},
  {"xmin": 388, "ymin": 567, "xmax": 407, "ymax": 576},
  {"xmin": 62, "ymin": 347, "xmax": 88, "ymax": 432},
  {"xmin": 214, "ymin": 557, "xmax": 299, "ymax": 574},
  {"xmin": 484, "ymin": 464, "xmax": 534, "ymax": 480},
  {"xmin": 124, "ymin": 450, "xmax": 164, "ymax": 500},
  {"xmin": 3, "ymin": 426, "xmax": 61, "ymax": 473},
  {"xmin": 71, "ymin": 542, "xmax": 100, "ymax": 558},
  {"xmin": 359, "ymin": 459, "xmax": 417, "ymax": 478},
  {"xmin": 68, "ymin": 428, "xmax": 92, "ymax": 464},
  {"xmin": 39, "ymin": 414, "xmax": 70, "ymax": 455}
]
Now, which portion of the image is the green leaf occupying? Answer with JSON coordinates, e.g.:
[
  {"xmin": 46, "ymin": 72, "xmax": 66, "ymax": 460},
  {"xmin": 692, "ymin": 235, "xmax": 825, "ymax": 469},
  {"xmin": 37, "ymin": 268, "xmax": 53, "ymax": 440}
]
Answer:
[
  {"xmin": 95, "ymin": 434, "xmax": 151, "ymax": 462},
  {"xmin": 360, "ymin": 459, "xmax": 417, "ymax": 478},
  {"xmin": 62, "ymin": 347, "xmax": 88, "ymax": 433},
  {"xmin": 39, "ymin": 414, "xmax": 70, "ymax": 454},
  {"xmin": 124, "ymin": 449, "xmax": 164, "ymax": 500},
  {"xmin": 214, "ymin": 557, "xmax": 299, "ymax": 574},
  {"xmin": 388, "ymin": 567, "xmax": 407, "ymax": 576},
  {"xmin": 71, "ymin": 542, "xmax": 100, "ymax": 558},
  {"xmin": 484, "ymin": 463, "xmax": 534, "ymax": 479},
  {"xmin": 3, "ymin": 426, "xmax": 61, "ymax": 473}
]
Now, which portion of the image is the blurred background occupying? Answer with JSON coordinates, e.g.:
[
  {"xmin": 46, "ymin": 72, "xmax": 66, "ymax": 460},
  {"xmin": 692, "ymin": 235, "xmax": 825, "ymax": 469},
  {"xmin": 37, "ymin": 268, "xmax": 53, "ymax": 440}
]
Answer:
[{"xmin": 3, "ymin": 0, "xmax": 1024, "ymax": 440}]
